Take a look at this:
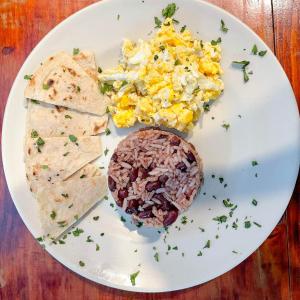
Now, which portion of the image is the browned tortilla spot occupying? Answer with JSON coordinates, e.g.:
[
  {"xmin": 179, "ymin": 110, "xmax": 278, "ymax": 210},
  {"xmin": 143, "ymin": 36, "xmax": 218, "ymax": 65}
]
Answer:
[
  {"xmin": 28, "ymin": 147, "xmax": 31, "ymax": 155},
  {"xmin": 67, "ymin": 68, "xmax": 77, "ymax": 77},
  {"xmin": 53, "ymin": 88, "xmax": 57, "ymax": 95},
  {"xmin": 94, "ymin": 125, "xmax": 101, "ymax": 132}
]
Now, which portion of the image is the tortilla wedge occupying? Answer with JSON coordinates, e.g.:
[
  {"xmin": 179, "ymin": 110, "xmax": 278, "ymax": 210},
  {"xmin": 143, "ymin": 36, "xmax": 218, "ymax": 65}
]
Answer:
[
  {"xmin": 73, "ymin": 50, "xmax": 98, "ymax": 81},
  {"xmin": 26, "ymin": 100, "xmax": 108, "ymax": 137},
  {"xmin": 25, "ymin": 135, "xmax": 102, "ymax": 193},
  {"xmin": 37, "ymin": 175, "xmax": 107, "ymax": 239},
  {"xmin": 24, "ymin": 51, "xmax": 109, "ymax": 115}
]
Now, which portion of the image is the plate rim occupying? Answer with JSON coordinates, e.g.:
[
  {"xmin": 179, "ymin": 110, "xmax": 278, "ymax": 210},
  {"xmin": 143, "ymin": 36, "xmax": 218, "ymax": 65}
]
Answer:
[{"xmin": 2, "ymin": 0, "xmax": 300, "ymax": 293}]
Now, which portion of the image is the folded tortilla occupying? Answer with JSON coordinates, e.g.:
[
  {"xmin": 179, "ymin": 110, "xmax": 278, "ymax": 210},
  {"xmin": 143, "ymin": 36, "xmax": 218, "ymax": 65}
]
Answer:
[
  {"xmin": 26, "ymin": 100, "xmax": 108, "ymax": 137},
  {"xmin": 37, "ymin": 175, "xmax": 107, "ymax": 239},
  {"xmin": 24, "ymin": 51, "xmax": 109, "ymax": 115},
  {"xmin": 73, "ymin": 50, "xmax": 98, "ymax": 81},
  {"xmin": 25, "ymin": 135, "xmax": 102, "ymax": 193}
]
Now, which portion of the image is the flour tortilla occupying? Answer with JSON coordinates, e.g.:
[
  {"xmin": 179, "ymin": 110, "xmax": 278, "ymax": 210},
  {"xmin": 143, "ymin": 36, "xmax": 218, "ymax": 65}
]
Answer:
[
  {"xmin": 37, "ymin": 175, "xmax": 107, "ymax": 239},
  {"xmin": 73, "ymin": 50, "xmax": 98, "ymax": 81},
  {"xmin": 24, "ymin": 51, "xmax": 109, "ymax": 115},
  {"xmin": 26, "ymin": 100, "xmax": 108, "ymax": 137},
  {"xmin": 69, "ymin": 163, "xmax": 102, "ymax": 180},
  {"xmin": 25, "ymin": 135, "xmax": 102, "ymax": 193}
]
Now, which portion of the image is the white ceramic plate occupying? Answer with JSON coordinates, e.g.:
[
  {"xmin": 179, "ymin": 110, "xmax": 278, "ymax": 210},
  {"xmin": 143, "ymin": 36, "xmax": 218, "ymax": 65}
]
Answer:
[{"xmin": 2, "ymin": 0, "xmax": 299, "ymax": 293}]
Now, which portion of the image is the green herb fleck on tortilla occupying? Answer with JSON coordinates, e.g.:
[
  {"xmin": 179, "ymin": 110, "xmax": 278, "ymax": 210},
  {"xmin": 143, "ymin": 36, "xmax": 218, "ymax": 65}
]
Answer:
[
  {"xmin": 69, "ymin": 135, "xmax": 77, "ymax": 143},
  {"xmin": 61, "ymin": 193, "xmax": 68, "ymax": 198},
  {"xmin": 96, "ymin": 244, "xmax": 100, "ymax": 251},
  {"xmin": 50, "ymin": 211, "xmax": 56, "ymax": 220},
  {"xmin": 36, "ymin": 137, "xmax": 45, "ymax": 147},
  {"xmin": 42, "ymin": 83, "xmax": 50, "ymax": 90},
  {"xmin": 31, "ymin": 130, "xmax": 38, "ymax": 138},
  {"xmin": 24, "ymin": 74, "xmax": 33, "ymax": 80},
  {"xmin": 73, "ymin": 48, "xmax": 80, "ymax": 55},
  {"xmin": 222, "ymin": 123, "xmax": 230, "ymax": 130},
  {"xmin": 80, "ymin": 174, "xmax": 86, "ymax": 179},
  {"xmin": 65, "ymin": 115, "xmax": 72, "ymax": 119},
  {"xmin": 100, "ymin": 82, "xmax": 113, "ymax": 94},
  {"xmin": 63, "ymin": 152, "xmax": 69, "ymax": 157}
]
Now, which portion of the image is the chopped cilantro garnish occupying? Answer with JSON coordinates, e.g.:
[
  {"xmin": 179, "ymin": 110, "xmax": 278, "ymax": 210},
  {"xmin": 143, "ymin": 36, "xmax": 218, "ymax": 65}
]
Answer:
[
  {"xmin": 104, "ymin": 195, "xmax": 108, "ymax": 200},
  {"xmin": 159, "ymin": 45, "xmax": 165, "ymax": 51},
  {"xmin": 172, "ymin": 19, "xmax": 179, "ymax": 24},
  {"xmin": 180, "ymin": 25, "xmax": 186, "ymax": 33},
  {"xmin": 154, "ymin": 252, "xmax": 159, "ymax": 262},
  {"xmin": 211, "ymin": 174, "xmax": 215, "ymax": 178},
  {"xmin": 253, "ymin": 221, "xmax": 262, "ymax": 227},
  {"xmin": 154, "ymin": 54, "xmax": 159, "ymax": 61},
  {"xmin": 96, "ymin": 244, "xmax": 100, "ymax": 251},
  {"xmin": 63, "ymin": 152, "xmax": 69, "ymax": 157},
  {"xmin": 222, "ymin": 123, "xmax": 230, "ymax": 130},
  {"xmin": 50, "ymin": 210, "xmax": 56, "ymax": 220},
  {"xmin": 73, "ymin": 48, "xmax": 80, "ymax": 55},
  {"xmin": 251, "ymin": 44, "xmax": 258, "ymax": 55},
  {"xmin": 79, "ymin": 260, "xmax": 85, "ymax": 267},
  {"xmin": 130, "ymin": 271, "xmax": 140, "ymax": 286},
  {"xmin": 198, "ymin": 227, "xmax": 205, "ymax": 232},
  {"xmin": 72, "ymin": 228, "xmax": 84, "ymax": 237},
  {"xmin": 36, "ymin": 137, "xmax": 45, "ymax": 147},
  {"xmin": 223, "ymin": 199, "xmax": 233, "ymax": 207},
  {"xmin": 204, "ymin": 240, "xmax": 211, "ymax": 249},
  {"xmin": 100, "ymin": 232, "xmax": 105, "ymax": 236},
  {"xmin": 174, "ymin": 59, "xmax": 180, "ymax": 65},
  {"xmin": 181, "ymin": 216, "xmax": 188, "ymax": 224},
  {"xmin": 58, "ymin": 240, "xmax": 65, "ymax": 244},
  {"xmin": 232, "ymin": 60, "xmax": 250, "ymax": 68},
  {"xmin": 24, "ymin": 74, "xmax": 33, "ymax": 80},
  {"xmin": 251, "ymin": 160, "xmax": 258, "ymax": 166},
  {"xmin": 172, "ymin": 246, "xmax": 178, "ymax": 250},
  {"xmin": 162, "ymin": 3, "xmax": 177, "ymax": 18},
  {"xmin": 252, "ymin": 199, "xmax": 258, "ymax": 206},
  {"xmin": 109, "ymin": 203, "xmax": 114, "ymax": 208},
  {"xmin": 220, "ymin": 19, "xmax": 228, "ymax": 33},
  {"xmin": 167, "ymin": 245, "xmax": 171, "ymax": 251},
  {"xmin": 104, "ymin": 148, "xmax": 109, "ymax": 156},
  {"xmin": 86, "ymin": 235, "xmax": 93, "ymax": 242},
  {"xmin": 80, "ymin": 174, "xmax": 86, "ymax": 179},
  {"xmin": 243, "ymin": 69, "xmax": 249, "ymax": 82},
  {"xmin": 211, "ymin": 37, "xmax": 221, "ymax": 45},
  {"xmin": 42, "ymin": 83, "xmax": 50, "ymax": 90},
  {"xmin": 68, "ymin": 203, "xmax": 73, "ymax": 208},
  {"xmin": 213, "ymin": 215, "xmax": 227, "ymax": 223},
  {"xmin": 93, "ymin": 216, "xmax": 99, "ymax": 221},
  {"xmin": 154, "ymin": 16, "xmax": 162, "ymax": 28},
  {"xmin": 136, "ymin": 222, "xmax": 143, "ymax": 228},
  {"xmin": 232, "ymin": 250, "xmax": 238, "ymax": 254},
  {"xmin": 76, "ymin": 86, "xmax": 80, "ymax": 92},
  {"xmin": 258, "ymin": 50, "xmax": 267, "ymax": 57},
  {"xmin": 98, "ymin": 67, "xmax": 102, "ymax": 73},
  {"xmin": 105, "ymin": 128, "xmax": 111, "ymax": 135},
  {"xmin": 65, "ymin": 115, "xmax": 72, "ymax": 119},
  {"xmin": 117, "ymin": 14, "xmax": 120, "ymax": 20},
  {"xmin": 120, "ymin": 216, "xmax": 126, "ymax": 222},
  {"xmin": 41, "ymin": 165, "xmax": 48, "ymax": 169},
  {"xmin": 69, "ymin": 134, "xmax": 77, "ymax": 143},
  {"xmin": 197, "ymin": 250, "xmax": 203, "ymax": 256},
  {"xmin": 31, "ymin": 130, "xmax": 38, "ymax": 138},
  {"xmin": 36, "ymin": 236, "xmax": 44, "ymax": 242},
  {"xmin": 244, "ymin": 221, "xmax": 251, "ymax": 228},
  {"xmin": 232, "ymin": 222, "xmax": 238, "ymax": 230},
  {"xmin": 100, "ymin": 82, "xmax": 113, "ymax": 94},
  {"xmin": 219, "ymin": 177, "xmax": 224, "ymax": 184},
  {"xmin": 61, "ymin": 193, "xmax": 68, "ymax": 198},
  {"xmin": 31, "ymin": 99, "xmax": 39, "ymax": 104}
]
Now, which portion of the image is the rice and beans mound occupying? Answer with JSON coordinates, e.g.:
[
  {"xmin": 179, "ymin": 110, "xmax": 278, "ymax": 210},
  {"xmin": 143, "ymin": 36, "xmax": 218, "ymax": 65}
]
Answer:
[{"xmin": 108, "ymin": 128, "xmax": 204, "ymax": 227}]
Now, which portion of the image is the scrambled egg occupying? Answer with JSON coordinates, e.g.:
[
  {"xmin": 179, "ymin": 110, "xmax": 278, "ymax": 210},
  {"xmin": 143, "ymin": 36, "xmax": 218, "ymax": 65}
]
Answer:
[{"xmin": 99, "ymin": 18, "xmax": 224, "ymax": 131}]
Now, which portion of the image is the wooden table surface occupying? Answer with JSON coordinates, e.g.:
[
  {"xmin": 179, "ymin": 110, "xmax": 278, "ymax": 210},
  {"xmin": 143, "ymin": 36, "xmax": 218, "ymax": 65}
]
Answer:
[{"xmin": 0, "ymin": 0, "xmax": 299, "ymax": 299}]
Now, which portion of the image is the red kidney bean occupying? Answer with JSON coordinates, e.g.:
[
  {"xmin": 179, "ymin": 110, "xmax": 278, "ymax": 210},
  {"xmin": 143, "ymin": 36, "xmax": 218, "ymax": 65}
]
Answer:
[
  {"xmin": 145, "ymin": 181, "xmax": 161, "ymax": 192},
  {"xmin": 139, "ymin": 167, "xmax": 148, "ymax": 179},
  {"xmin": 158, "ymin": 175, "xmax": 169, "ymax": 185},
  {"xmin": 176, "ymin": 162, "xmax": 187, "ymax": 172},
  {"xmin": 118, "ymin": 188, "xmax": 128, "ymax": 199},
  {"xmin": 163, "ymin": 209, "xmax": 178, "ymax": 226},
  {"xmin": 111, "ymin": 152, "xmax": 118, "ymax": 162},
  {"xmin": 170, "ymin": 136, "xmax": 181, "ymax": 146},
  {"xmin": 155, "ymin": 194, "xmax": 172, "ymax": 211},
  {"xmin": 127, "ymin": 199, "xmax": 139, "ymax": 209},
  {"xmin": 138, "ymin": 210, "xmax": 154, "ymax": 219},
  {"xmin": 186, "ymin": 151, "xmax": 196, "ymax": 163},
  {"xmin": 108, "ymin": 176, "xmax": 116, "ymax": 192},
  {"xmin": 129, "ymin": 168, "xmax": 138, "ymax": 182},
  {"xmin": 143, "ymin": 204, "xmax": 154, "ymax": 211}
]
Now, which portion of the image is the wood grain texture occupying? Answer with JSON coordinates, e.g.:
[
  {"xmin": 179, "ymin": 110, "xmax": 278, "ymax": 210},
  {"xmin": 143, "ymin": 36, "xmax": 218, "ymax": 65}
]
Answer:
[{"xmin": 0, "ymin": 0, "xmax": 298, "ymax": 299}]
